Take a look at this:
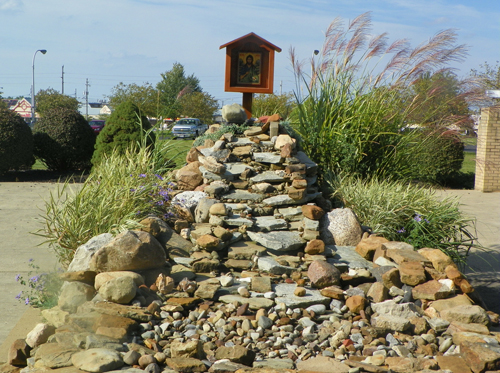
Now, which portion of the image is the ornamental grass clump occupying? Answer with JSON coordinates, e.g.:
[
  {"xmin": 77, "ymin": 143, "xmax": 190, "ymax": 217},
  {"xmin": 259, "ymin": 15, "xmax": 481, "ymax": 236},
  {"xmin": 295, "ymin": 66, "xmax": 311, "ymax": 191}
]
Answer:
[
  {"xmin": 37, "ymin": 134, "xmax": 177, "ymax": 267},
  {"xmin": 328, "ymin": 174, "xmax": 480, "ymax": 266},
  {"xmin": 290, "ymin": 12, "xmax": 471, "ymax": 183}
]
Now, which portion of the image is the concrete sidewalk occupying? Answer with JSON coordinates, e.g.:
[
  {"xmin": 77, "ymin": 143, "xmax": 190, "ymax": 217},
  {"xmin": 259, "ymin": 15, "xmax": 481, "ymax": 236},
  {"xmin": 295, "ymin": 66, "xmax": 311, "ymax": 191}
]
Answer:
[{"xmin": 0, "ymin": 184, "xmax": 498, "ymax": 361}]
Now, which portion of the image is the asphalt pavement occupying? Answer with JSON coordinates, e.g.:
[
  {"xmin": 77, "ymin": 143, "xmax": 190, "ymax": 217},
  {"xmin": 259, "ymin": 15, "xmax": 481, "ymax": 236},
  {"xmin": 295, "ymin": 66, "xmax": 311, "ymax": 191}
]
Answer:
[{"xmin": 0, "ymin": 183, "xmax": 498, "ymax": 362}]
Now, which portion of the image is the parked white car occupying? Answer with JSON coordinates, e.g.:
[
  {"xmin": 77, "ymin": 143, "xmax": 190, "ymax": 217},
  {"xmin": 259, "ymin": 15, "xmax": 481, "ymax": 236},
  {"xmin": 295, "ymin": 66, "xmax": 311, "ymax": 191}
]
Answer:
[{"xmin": 171, "ymin": 118, "xmax": 208, "ymax": 139}]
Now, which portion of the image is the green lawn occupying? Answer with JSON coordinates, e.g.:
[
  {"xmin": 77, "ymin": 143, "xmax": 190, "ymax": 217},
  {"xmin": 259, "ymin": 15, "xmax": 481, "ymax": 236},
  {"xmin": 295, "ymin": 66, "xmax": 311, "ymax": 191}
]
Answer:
[{"xmin": 461, "ymin": 152, "xmax": 476, "ymax": 174}]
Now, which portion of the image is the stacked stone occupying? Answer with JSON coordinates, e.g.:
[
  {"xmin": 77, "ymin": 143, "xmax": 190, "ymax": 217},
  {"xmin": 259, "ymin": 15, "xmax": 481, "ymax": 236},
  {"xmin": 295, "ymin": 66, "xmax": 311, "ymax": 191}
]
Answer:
[{"xmin": 3, "ymin": 120, "xmax": 500, "ymax": 373}]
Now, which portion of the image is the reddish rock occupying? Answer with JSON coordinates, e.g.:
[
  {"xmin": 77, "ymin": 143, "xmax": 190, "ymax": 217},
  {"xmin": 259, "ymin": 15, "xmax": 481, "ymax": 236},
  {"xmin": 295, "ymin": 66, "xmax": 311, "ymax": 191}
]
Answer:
[
  {"xmin": 355, "ymin": 236, "xmax": 389, "ymax": 261},
  {"xmin": 381, "ymin": 268, "xmax": 402, "ymax": 289},
  {"xmin": 418, "ymin": 247, "xmax": 454, "ymax": 272},
  {"xmin": 288, "ymin": 186, "xmax": 306, "ymax": 200},
  {"xmin": 320, "ymin": 285, "xmax": 345, "ymax": 300},
  {"xmin": 412, "ymin": 280, "xmax": 453, "ymax": 300},
  {"xmin": 301, "ymin": 205, "xmax": 325, "ymax": 220},
  {"xmin": 366, "ymin": 282, "xmax": 389, "ymax": 303},
  {"xmin": 196, "ymin": 235, "xmax": 221, "ymax": 251},
  {"xmin": 280, "ymin": 143, "xmax": 294, "ymax": 158},
  {"xmin": 176, "ymin": 162, "xmax": 203, "ymax": 191},
  {"xmin": 305, "ymin": 239, "xmax": 325, "ymax": 255},
  {"xmin": 435, "ymin": 356, "xmax": 472, "ymax": 373},
  {"xmin": 186, "ymin": 147, "xmax": 203, "ymax": 163},
  {"xmin": 460, "ymin": 341, "xmax": 500, "ymax": 373},
  {"xmin": 399, "ymin": 261, "xmax": 427, "ymax": 286},
  {"xmin": 346, "ymin": 295, "xmax": 366, "ymax": 314},
  {"xmin": 307, "ymin": 260, "xmax": 341, "ymax": 288}
]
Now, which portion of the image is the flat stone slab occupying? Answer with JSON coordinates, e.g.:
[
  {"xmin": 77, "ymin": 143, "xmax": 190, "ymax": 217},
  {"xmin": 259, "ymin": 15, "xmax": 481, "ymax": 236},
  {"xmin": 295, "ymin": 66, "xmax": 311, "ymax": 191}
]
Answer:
[
  {"xmin": 253, "ymin": 152, "xmax": 283, "ymax": 164},
  {"xmin": 228, "ymin": 240, "xmax": 267, "ymax": 260},
  {"xmin": 222, "ymin": 190, "xmax": 264, "ymax": 202},
  {"xmin": 218, "ymin": 294, "xmax": 274, "ymax": 310},
  {"xmin": 254, "ymin": 216, "xmax": 288, "ymax": 231},
  {"xmin": 258, "ymin": 256, "xmax": 296, "ymax": 275},
  {"xmin": 199, "ymin": 166, "xmax": 234, "ymax": 181},
  {"xmin": 263, "ymin": 192, "xmax": 322, "ymax": 206},
  {"xmin": 250, "ymin": 171, "xmax": 287, "ymax": 183},
  {"xmin": 326, "ymin": 245, "xmax": 373, "ymax": 270},
  {"xmin": 273, "ymin": 283, "xmax": 330, "ymax": 308},
  {"xmin": 295, "ymin": 151, "xmax": 318, "ymax": 175},
  {"xmin": 276, "ymin": 206, "xmax": 303, "ymax": 221},
  {"xmin": 223, "ymin": 214, "xmax": 255, "ymax": 228},
  {"xmin": 247, "ymin": 231, "xmax": 305, "ymax": 252}
]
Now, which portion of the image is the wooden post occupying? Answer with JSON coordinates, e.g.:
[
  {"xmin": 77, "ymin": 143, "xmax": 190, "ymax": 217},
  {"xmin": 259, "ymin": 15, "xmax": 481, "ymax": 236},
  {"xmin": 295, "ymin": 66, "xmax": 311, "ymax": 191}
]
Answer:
[{"xmin": 242, "ymin": 92, "xmax": 253, "ymax": 119}]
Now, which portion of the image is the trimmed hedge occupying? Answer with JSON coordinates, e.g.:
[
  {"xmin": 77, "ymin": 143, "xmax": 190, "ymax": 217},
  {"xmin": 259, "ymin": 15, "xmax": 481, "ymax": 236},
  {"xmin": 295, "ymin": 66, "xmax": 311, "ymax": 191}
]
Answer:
[
  {"xmin": 0, "ymin": 108, "xmax": 34, "ymax": 173},
  {"xmin": 33, "ymin": 108, "xmax": 96, "ymax": 171}
]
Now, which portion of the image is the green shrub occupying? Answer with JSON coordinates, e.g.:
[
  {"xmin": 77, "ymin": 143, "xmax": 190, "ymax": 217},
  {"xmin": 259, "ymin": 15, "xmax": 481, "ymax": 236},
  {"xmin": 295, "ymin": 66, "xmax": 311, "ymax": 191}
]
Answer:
[
  {"xmin": 328, "ymin": 173, "xmax": 480, "ymax": 265},
  {"xmin": 412, "ymin": 129, "xmax": 464, "ymax": 184},
  {"xmin": 91, "ymin": 101, "xmax": 153, "ymax": 166},
  {"xmin": 33, "ymin": 108, "xmax": 95, "ymax": 171},
  {"xmin": 0, "ymin": 107, "xmax": 34, "ymax": 173},
  {"xmin": 37, "ymin": 139, "xmax": 176, "ymax": 267},
  {"xmin": 193, "ymin": 122, "xmax": 251, "ymax": 147}
]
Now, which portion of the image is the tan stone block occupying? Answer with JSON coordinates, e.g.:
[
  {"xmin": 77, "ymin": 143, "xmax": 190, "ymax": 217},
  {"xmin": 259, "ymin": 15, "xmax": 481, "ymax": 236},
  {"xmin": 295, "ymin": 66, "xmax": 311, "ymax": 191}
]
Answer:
[{"xmin": 355, "ymin": 235, "xmax": 389, "ymax": 261}]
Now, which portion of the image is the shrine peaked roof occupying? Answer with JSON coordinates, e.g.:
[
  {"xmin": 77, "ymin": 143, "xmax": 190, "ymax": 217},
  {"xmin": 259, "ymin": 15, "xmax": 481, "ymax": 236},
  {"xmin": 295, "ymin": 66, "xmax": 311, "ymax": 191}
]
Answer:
[{"xmin": 219, "ymin": 32, "xmax": 282, "ymax": 52}]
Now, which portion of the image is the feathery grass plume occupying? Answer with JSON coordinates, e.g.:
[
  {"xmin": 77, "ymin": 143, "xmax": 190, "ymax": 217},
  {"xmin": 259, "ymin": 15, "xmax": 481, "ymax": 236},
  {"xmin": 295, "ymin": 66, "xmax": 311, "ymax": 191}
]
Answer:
[{"xmin": 290, "ymin": 12, "xmax": 474, "ymax": 182}]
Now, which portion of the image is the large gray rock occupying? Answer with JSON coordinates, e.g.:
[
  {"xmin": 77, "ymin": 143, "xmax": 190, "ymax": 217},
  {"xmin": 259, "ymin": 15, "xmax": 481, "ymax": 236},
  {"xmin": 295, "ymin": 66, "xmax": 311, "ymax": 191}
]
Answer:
[
  {"xmin": 71, "ymin": 348, "xmax": 124, "ymax": 372},
  {"xmin": 67, "ymin": 233, "xmax": 114, "ymax": 272},
  {"xmin": 222, "ymin": 103, "xmax": 247, "ymax": 124},
  {"xmin": 247, "ymin": 231, "xmax": 305, "ymax": 253},
  {"xmin": 320, "ymin": 208, "xmax": 363, "ymax": 246},
  {"xmin": 194, "ymin": 198, "xmax": 219, "ymax": 223},
  {"xmin": 172, "ymin": 191, "xmax": 208, "ymax": 213},
  {"xmin": 90, "ymin": 230, "xmax": 166, "ymax": 272},
  {"xmin": 98, "ymin": 276, "xmax": 137, "ymax": 304},
  {"xmin": 58, "ymin": 281, "xmax": 95, "ymax": 313},
  {"xmin": 440, "ymin": 305, "xmax": 490, "ymax": 326}
]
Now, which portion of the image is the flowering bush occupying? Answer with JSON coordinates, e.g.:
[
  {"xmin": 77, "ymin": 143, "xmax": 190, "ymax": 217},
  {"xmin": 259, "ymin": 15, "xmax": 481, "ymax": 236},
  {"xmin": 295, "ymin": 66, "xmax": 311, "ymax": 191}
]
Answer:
[{"xmin": 15, "ymin": 259, "xmax": 62, "ymax": 308}]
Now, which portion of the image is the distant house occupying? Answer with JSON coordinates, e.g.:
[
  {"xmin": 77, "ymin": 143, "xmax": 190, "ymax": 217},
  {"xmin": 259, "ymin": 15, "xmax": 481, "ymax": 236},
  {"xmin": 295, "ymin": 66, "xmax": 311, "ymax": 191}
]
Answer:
[{"xmin": 10, "ymin": 98, "xmax": 33, "ymax": 121}]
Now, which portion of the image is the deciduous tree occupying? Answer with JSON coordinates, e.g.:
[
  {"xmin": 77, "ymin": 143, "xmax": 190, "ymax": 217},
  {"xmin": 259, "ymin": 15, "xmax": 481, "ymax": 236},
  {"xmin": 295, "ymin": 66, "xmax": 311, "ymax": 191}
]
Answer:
[
  {"xmin": 108, "ymin": 82, "xmax": 158, "ymax": 118},
  {"xmin": 178, "ymin": 92, "xmax": 218, "ymax": 124},
  {"xmin": 156, "ymin": 63, "xmax": 201, "ymax": 120},
  {"xmin": 35, "ymin": 88, "xmax": 80, "ymax": 116}
]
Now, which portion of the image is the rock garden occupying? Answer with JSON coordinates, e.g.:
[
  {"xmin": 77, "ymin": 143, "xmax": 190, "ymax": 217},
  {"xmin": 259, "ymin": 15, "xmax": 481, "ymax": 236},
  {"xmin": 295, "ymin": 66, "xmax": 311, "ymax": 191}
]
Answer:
[{"xmin": 3, "ymin": 116, "xmax": 500, "ymax": 373}]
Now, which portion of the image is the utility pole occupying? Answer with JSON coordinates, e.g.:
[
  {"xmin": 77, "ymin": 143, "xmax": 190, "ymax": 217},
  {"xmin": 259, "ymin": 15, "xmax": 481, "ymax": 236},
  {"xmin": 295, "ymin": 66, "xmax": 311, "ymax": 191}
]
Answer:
[
  {"xmin": 61, "ymin": 66, "xmax": 64, "ymax": 94},
  {"xmin": 84, "ymin": 79, "xmax": 90, "ymax": 119}
]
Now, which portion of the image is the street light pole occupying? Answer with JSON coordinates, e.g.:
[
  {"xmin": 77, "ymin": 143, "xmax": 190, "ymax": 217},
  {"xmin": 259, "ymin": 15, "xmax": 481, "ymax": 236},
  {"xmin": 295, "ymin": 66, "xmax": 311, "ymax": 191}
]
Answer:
[{"xmin": 31, "ymin": 49, "xmax": 47, "ymax": 126}]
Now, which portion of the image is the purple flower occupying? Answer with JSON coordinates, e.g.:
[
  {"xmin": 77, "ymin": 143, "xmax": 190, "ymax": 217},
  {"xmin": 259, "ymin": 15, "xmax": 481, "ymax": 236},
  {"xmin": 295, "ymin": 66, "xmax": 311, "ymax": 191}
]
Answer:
[
  {"xmin": 30, "ymin": 276, "xmax": 39, "ymax": 283},
  {"xmin": 15, "ymin": 292, "xmax": 22, "ymax": 299},
  {"xmin": 155, "ymin": 174, "xmax": 163, "ymax": 180},
  {"xmin": 28, "ymin": 258, "xmax": 33, "ymax": 263},
  {"xmin": 397, "ymin": 228, "xmax": 406, "ymax": 234},
  {"xmin": 424, "ymin": 218, "xmax": 430, "ymax": 224},
  {"xmin": 15, "ymin": 274, "xmax": 21, "ymax": 282},
  {"xmin": 139, "ymin": 174, "xmax": 147, "ymax": 178},
  {"xmin": 414, "ymin": 214, "xmax": 422, "ymax": 222},
  {"xmin": 25, "ymin": 297, "xmax": 30, "ymax": 305}
]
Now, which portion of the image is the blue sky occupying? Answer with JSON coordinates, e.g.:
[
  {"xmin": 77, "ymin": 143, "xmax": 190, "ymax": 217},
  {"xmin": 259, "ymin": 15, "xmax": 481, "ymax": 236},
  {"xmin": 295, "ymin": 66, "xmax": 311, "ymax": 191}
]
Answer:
[{"xmin": 1, "ymin": 0, "xmax": 499, "ymax": 108}]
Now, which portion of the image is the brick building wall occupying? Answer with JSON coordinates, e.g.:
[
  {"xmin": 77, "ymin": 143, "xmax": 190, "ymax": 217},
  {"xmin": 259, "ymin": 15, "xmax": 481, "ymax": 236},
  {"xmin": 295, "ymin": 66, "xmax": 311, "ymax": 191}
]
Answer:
[{"xmin": 475, "ymin": 105, "xmax": 500, "ymax": 192}]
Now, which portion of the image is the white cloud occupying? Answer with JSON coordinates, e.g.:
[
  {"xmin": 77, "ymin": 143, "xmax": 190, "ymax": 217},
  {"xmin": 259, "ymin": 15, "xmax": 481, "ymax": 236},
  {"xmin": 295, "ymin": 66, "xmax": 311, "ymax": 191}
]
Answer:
[{"xmin": 0, "ymin": 0, "xmax": 23, "ymax": 11}]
